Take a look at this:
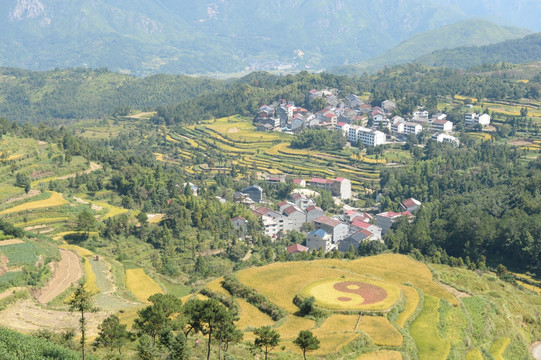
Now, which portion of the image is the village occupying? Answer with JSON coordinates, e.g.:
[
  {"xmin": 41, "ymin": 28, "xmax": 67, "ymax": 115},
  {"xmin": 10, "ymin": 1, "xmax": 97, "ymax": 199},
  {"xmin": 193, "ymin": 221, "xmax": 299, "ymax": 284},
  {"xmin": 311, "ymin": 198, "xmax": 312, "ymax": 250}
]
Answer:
[
  {"xmin": 229, "ymin": 88, "xmax": 495, "ymax": 254},
  {"xmin": 255, "ymin": 88, "xmax": 493, "ymax": 147}
]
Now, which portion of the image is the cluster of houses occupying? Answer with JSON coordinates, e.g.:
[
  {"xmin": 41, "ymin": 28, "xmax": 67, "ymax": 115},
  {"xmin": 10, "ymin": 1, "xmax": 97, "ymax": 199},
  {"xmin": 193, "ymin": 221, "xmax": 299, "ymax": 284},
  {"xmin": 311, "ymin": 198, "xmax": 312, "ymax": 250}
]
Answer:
[
  {"xmin": 231, "ymin": 181, "xmax": 422, "ymax": 255},
  {"xmin": 255, "ymin": 89, "xmax": 493, "ymax": 148}
]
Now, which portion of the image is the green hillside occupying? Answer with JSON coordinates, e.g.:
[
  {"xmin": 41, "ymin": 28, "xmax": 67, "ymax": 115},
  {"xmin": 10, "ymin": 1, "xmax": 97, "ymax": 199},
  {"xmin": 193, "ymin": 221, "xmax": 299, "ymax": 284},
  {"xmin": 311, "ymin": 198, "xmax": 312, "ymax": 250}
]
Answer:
[
  {"xmin": 0, "ymin": 67, "xmax": 224, "ymax": 122},
  {"xmin": 416, "ymin": 33, "xmax": 541, "ymax": 69},
  {"xmin": 331, "ymin": 19, "xmax": 532, "ymax": 75}
]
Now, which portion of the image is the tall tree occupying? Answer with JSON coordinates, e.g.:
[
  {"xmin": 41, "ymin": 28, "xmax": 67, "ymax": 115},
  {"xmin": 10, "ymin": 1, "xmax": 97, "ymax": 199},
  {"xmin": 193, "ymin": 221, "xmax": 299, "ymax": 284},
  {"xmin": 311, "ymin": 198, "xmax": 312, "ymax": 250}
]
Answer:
[
  {"xmin": 294, "ymin": 330, "xmax": 320, "ymax": 360},
  {"xmin": 133, "ymin": 293, "xmax": 183, "ymax": 346},
  {"xmin": 77, "ymin": 208, "xmax": 96, "ymax": 237},
  {"xmin": 95, "ymin": 314, "xmax": 130, "ymax": 355},
  {"xmin": 68, "ymin": 283, "xmax": 95, "ymax": 360},
  {"xmin": 253, "ymin": 326, "xmax": 280, "ymax": 360}
]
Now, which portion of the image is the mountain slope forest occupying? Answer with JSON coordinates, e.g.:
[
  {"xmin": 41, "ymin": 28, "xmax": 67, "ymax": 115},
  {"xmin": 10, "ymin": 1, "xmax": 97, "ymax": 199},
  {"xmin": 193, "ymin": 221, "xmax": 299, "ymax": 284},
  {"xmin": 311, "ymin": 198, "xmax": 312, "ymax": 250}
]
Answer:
[
  {"xmin": 1, "ymin": 0, "xmax": 541, "ymax": 75},
  {"xmin": 416, "ymin": 32, "xmax": 541, "ymax": 69}
]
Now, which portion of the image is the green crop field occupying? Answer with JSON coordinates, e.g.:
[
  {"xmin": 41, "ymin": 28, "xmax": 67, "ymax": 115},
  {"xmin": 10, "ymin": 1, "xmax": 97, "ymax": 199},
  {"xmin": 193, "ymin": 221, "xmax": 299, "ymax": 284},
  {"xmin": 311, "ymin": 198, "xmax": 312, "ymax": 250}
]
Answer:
[{"xmin": 410, "ymin": 295, "xmax": 451, "ymax": 360}]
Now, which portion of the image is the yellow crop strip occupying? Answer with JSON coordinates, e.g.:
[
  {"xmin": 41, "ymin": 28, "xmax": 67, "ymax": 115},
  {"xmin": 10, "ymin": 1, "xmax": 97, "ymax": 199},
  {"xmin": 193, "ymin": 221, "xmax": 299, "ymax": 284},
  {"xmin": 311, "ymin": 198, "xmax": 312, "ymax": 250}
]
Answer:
[
  {"xmin": 83, "ymin": 259, "xmax": 99, "ymax": 295},
  {"xmin": 465, "ymin": 349, "xmax": 484, "ymax": 360},
  {"xmin": 0, "ymin": 191, "xmax": 67, "ymax": 214},
  {"xmin": 276, "ymin": 316, "xmax": 316, "ymax": 339},
  {"xmin": 396, "ymin": 285, "xmax": 420, "ymax": 327},
  {"xmin": 126, "ymin": 268, "xmax": 163, "ymax": 303},
  {"xmin": 356, "ymin": 350, "xmax": 403, "ymax": 360},
  {"xmin": 60, "ymin": 244, "xmax": 94, "ymax": 257},
  {"xmin": 357, "ymin": 316, "xmax": 403, "ymax": 346},
  {"xmin": 235, "ymin": 299, "xmax": 274, "ymax": 330}
]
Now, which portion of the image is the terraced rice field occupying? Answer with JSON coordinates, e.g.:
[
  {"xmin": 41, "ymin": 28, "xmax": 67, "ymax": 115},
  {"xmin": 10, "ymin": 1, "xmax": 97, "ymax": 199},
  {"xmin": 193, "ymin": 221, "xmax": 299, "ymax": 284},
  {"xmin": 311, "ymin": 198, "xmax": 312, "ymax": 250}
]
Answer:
[
  {"xmin": 0, "ymin": 191, "xmax": 67, "ymax": 215},
  {"xmin": 167, "ymin": 116, "xmax": 387, "ymax": 191},
  {"xmin": 125, "ymin": 268, "xmax": 163, "ymax": 303}
]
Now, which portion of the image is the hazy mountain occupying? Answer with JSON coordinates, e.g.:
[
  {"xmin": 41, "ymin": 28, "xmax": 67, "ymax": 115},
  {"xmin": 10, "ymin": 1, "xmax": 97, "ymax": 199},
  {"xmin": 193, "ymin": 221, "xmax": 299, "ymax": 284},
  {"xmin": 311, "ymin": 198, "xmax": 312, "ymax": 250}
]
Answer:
[
  {"xmin": 0, "ymin": 0, "xmax": 539, "ymax": 75},
  {"xmin": 415, "ymin": 33, "xmax": 541, "ymax": 69},
  {"xmin": 331, "ymin": 19, "xmax": 532, "ymax": 75}
]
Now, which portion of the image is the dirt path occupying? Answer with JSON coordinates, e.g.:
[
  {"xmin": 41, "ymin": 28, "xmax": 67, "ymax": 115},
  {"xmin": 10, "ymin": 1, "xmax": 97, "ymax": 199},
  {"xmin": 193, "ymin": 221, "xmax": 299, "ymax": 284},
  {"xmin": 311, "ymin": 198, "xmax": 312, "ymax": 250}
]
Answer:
[
  {"xmin": 57, "ymin": 161, "xmax": 102, "ymax": 180},
  {"xmin": 4, "ymin": 189, "xmax": 41, "ymax": 205},
  {"xmin": 37, "ymin": 250, "xmax": 82, "ymax": 304},
  {"xmin": 440, "ymin": 283, "xmax": 471, "ymax": 299}
]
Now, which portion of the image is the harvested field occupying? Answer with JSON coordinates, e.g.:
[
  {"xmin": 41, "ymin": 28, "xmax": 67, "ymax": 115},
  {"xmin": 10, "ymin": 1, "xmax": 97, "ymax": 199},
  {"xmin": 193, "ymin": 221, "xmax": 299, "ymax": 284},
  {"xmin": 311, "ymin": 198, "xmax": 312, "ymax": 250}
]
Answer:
[
  {"xmin": 37, "ymin": 250, "xmax": 82, "ymax": 304},
  {"xmin": 0, "ymin": 299, "xmax": 108, "ymax": 335}
]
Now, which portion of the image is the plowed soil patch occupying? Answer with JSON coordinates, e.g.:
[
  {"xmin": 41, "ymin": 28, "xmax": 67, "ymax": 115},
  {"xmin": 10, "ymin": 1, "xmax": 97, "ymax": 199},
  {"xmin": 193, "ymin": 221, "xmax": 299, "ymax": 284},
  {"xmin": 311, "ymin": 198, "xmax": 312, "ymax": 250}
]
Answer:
[{"xmin": 37, "ymin": 250, "xmax": 82, "ymax": 304}]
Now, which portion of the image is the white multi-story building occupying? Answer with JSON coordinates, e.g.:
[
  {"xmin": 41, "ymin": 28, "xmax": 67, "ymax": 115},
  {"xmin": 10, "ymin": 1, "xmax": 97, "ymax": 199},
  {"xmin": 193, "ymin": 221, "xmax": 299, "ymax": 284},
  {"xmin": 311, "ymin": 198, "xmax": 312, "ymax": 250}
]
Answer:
[
  {"xmin": 347, "ymin": 125, "xmax": 385, "ymax": 146},
  {"xmin": 432, "ymin": 133, "xmax": 460, "ymax": 146},
  {"xmin": 404, "ymin": 122, "xmax": 423, "ymax": 135},
  {"xmin": 431, "ymin": 119, "xmax": 453, "ymax": 132},
  {"xmin": 465, "ymin": 113, "xmax": 491, "ymax": 127}
]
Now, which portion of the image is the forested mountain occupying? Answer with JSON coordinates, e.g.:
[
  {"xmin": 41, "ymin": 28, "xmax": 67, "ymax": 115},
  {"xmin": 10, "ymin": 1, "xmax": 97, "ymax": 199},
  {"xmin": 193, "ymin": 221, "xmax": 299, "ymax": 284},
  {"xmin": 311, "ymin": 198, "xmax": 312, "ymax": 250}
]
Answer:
[
  {"xmin": 1, "ymin": 0, "xmax": 540, "ymax": 75},
  {"xmin": 332, "ymin": 20, "xmax": 532, "ymax": 75},
  {"xmin": 415, "ymin": 33, "xmax": 541, "ymax": 69},
  {"xmin": 0, "ymin": 67, "xmax": 224, "ymax": 122}
]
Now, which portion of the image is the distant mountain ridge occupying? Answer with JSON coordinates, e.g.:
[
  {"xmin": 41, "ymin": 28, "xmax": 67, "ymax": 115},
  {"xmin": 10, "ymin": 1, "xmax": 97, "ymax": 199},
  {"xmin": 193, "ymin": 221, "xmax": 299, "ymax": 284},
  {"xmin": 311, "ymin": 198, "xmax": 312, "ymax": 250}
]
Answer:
[
  {"xmin": 1, "ymin": 0, "xmax": 540, "ymax": 75},
  {"xmin": 415, "ymin": 33, "xmax": 541, "ymax": 69},
  {"xmin": 331, "ymin": 19, "xmax": 532, "ymax": 75}
]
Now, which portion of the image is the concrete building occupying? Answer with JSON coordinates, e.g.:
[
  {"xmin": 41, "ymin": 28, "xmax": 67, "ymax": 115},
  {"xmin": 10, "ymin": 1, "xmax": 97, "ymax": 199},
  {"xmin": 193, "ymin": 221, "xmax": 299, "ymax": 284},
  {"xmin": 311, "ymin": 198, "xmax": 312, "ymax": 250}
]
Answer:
[
  {"xmin": 400, "ymin": 198, "xmax": 422, "ymax": 213},
  {"xmin": 465, "ymin": 113, "xmax": 491, "ymax": 127},
  {"xmin": 431, "ymin": 119, "xmax": 453, "ymax": 132},
  {"xmin": 347, "ymin": 125, "xmax": 386, "ymax": 146},
  {"xmin": 331, "ymin": 177, "xmax": 351, "ymax": 200},
  {"xmin": 306, "ymin": 229, "xmax": 333, "ymax": 252},
  {"xmin": 306, "ymin": 205, "xmax": 325, "ymax": 223},
  {"xmin": 314, "ymin": 216, "xmax": 349, "ymax": 242},
  {"xmin": 404, "ymin": 122, "xmax": 423, "ymax": 135},
  {"xmin": 286, "ymin": 244, "xmax": 309, "ymax": 255},
  {"xmin": 338, "ymin": 230, "xmax": 378, "ymax": 252},
  {"xmin": 376, "ymin": 211, "xmax": 413, "ymax": 235},
  {"xmin": 291, "ymin": 193, "xmax": 316, "ymax": 210},
  {"xmin": 432, "ymin": 133, "xmax": 460, "ymax": 146},
  {"xmin": 241, "ymin": 185, "xmax": 264, "ymax": 203},
  {"xmin": 231, "ymin": 217, "xmax": 247, "ymax": 235},
  {"xmin": 283, "ymin": 205, "xmax": 306, "ymax": 231}
]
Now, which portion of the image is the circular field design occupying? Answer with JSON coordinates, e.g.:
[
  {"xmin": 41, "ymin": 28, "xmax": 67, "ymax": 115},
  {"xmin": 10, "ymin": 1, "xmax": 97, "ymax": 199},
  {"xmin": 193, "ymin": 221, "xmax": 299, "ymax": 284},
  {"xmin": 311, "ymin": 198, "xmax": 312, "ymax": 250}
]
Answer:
[{"xmin": 300, "ymin": 278, "xmax": 400, "ymax": 311}]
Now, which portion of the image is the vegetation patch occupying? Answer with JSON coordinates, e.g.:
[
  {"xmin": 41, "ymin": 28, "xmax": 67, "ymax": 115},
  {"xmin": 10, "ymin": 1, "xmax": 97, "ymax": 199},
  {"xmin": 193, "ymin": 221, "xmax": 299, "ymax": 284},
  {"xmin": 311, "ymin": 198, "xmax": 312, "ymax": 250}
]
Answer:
[
  {"xmin": 410, "ymin": 295, "xmax": 451, "ymax": 360},
  {"xmin": 125, "ymin": 268, "xmax": 163, "ymax": 303}
]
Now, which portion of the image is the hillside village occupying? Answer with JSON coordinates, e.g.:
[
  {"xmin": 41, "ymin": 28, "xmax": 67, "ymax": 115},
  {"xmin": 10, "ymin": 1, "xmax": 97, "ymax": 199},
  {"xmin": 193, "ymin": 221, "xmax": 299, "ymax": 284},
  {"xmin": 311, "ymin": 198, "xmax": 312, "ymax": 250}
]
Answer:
[
  {"xmin": 245, "ymin": 88, "xmax": 497, "ymax": 255},
  {"xmin": 228, "ymin": 179, "xmax": 418, "ymax": 256},
  {"xmin": 255, "ymin": 88, "xmax": 493, "ymax": 147}
]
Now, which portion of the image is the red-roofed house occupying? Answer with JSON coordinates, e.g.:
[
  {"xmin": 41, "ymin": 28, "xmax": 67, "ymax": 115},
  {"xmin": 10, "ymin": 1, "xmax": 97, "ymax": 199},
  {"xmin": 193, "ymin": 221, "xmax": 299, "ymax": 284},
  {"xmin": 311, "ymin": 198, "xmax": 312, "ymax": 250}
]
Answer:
[
  {"xmin": 400, "ymin": 198, "xmax": 422, "ymax": 213},
  {"xmin": 282, "ymin": 205, "xmax": 306, "ymax": 231},
  {"xmin": 306, "ymin": 205, "xmax": 325, "ymax": 223},
  {"xmin": 293, "ymin": 179, "xmax": 306, "ymax": 187},
  {"xmin": 350, "ymin": 220, "xmax": 382, "ymax": 240},
  {"xmin": 331, "ymin": 177, "xmax": 351, "ymax": 200},
  {"xmin": 287, "ymin": 243, "xmax": 309, "ymax": 254}
]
